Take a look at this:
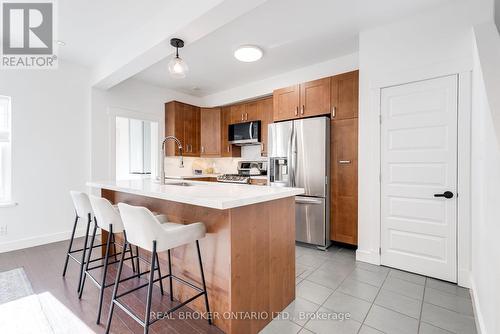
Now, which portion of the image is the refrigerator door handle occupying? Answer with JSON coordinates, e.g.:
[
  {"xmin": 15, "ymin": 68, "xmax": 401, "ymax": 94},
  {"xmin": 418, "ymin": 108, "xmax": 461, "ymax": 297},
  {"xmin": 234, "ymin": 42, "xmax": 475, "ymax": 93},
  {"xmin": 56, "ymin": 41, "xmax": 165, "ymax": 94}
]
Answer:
[
  {"xmin": 295, "ymin": 197, "xmax": 323, "ymax": 205},
  {"xmin": 287, "ymin": 122, "xmax": 294, "ymax": 187},
  {"xmin": 291, "ymin": 123, "xmax": 298, "ymax": 187}
]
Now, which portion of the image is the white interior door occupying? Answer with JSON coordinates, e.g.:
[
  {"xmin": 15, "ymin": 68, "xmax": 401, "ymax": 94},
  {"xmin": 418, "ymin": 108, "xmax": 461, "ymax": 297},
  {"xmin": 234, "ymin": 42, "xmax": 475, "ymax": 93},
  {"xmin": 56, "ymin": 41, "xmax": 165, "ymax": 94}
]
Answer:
[{"xmin": 380, "ymin": 75, "xmax": 458, "ymax": 283}]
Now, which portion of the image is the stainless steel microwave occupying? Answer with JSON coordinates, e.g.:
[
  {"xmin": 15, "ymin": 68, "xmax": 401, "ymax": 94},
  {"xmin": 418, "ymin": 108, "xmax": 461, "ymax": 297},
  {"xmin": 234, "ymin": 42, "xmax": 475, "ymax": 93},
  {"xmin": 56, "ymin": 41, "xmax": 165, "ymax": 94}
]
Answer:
[{"xmin": 228, "ymin": 121, "xmax": 261, "ymax": 145}]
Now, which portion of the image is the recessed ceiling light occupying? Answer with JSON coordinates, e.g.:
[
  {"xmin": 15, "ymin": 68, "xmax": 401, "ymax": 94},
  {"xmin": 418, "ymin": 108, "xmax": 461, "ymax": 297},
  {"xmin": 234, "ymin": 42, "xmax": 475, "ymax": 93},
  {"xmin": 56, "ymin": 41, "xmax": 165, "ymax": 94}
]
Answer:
[
  {"xmin": 55, "ymin": 40, "xmax": 66, "ymax": 46},
  {"xmin": 234, "ymin": 45, "xmax": 263, "ymax": 62}
]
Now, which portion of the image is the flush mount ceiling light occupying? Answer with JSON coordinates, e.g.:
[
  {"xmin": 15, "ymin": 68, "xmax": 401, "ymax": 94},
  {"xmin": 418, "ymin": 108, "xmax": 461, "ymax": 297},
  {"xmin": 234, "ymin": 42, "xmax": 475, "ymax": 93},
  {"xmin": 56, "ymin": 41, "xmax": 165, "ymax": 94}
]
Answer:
[
  {"xmin": 168, "ymin": 38, "xmax": 188, "ymax": 79},
  {"xmin": 234, "ymin": 45, "xmax": 263, "ymax": 62}
]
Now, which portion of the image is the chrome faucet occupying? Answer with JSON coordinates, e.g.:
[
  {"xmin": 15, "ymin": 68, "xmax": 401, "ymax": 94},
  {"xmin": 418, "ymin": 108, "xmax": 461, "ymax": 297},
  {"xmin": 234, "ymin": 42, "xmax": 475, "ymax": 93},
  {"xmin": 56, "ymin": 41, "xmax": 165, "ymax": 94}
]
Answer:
[{"xmin": 160, "ymin": 136, "xmax": 184, "ymax": 184}]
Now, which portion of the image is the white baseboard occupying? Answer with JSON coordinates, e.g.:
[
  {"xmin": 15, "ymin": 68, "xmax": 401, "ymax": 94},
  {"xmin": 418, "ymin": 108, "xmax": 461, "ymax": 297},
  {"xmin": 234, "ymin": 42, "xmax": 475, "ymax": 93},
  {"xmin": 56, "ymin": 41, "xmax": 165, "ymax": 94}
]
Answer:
[
  {"xmin": 458, "ymin": 269, "xmax": 471, "ymax": 288},
  {"xmin": 469, "ymin": 276, "xmax": 486, "ymax": 334},
  {"xmin": 356, "ymin": 248, "xmax": 381, "ymax": 265},
  {"xmin": 0, "ymin": 228, "xmax": 99, "ymax": 253}
]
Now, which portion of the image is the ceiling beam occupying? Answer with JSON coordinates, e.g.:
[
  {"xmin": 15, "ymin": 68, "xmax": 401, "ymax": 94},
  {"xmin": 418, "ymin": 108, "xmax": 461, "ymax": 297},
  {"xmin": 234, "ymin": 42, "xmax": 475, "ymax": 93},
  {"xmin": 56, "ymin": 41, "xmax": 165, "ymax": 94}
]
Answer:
[{"xmin": 91, "ymin": 0, "xmax": 268, "ymax": 90}]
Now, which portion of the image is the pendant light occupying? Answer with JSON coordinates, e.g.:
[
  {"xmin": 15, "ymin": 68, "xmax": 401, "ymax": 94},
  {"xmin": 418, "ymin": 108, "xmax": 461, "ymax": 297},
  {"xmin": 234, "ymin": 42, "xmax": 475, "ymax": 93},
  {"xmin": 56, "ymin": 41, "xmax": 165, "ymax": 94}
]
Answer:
[{"xmin": 168, "ymin": 38, "xmax": 188, "ymax": 79}]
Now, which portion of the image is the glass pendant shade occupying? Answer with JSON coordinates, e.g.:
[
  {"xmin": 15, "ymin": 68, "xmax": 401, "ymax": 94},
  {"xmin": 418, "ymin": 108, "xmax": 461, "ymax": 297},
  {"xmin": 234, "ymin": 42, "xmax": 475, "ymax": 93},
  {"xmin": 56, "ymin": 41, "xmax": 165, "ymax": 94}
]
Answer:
[{"xmin": 168, "ymin": 56, "xmax": 188, "ymax": 79}]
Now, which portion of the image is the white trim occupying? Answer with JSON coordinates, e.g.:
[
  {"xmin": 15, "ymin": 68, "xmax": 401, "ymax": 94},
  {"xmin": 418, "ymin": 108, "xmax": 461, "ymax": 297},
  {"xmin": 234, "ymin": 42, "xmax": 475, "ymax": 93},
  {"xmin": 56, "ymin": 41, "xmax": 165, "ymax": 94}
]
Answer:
[
  {"xmin": 0, "ymin": 227, "xmax": 95, "ymax": 253},
  {"xmin": 355, "ymin": 249, "xmax": 380, "ymax": 265},
  {"xmin": 470, "ymin": 276, "xmax": 486, "ymax": 334},
  {"xmin": 357, "ymin": 70, "xmax": 472, "ymax": 287},
  {"xmin": 457, "ymin": 71, "xmax": 472, "ymax": 287}
]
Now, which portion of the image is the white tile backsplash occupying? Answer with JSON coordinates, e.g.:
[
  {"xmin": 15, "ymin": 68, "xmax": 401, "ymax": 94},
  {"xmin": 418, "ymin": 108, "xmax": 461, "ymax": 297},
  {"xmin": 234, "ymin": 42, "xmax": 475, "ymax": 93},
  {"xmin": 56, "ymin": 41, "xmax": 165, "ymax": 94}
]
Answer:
[{"xmin": 164, "ymin": 145, "xmax": 266, "ymax": 176}]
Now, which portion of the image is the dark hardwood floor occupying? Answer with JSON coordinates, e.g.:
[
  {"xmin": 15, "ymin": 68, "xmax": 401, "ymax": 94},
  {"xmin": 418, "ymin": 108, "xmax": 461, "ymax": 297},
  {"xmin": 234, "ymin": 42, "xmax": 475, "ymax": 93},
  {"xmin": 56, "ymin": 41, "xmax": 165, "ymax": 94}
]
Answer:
[{"xmin": 0, "ymin": 237, "xmax": 223, "ymax": 334}]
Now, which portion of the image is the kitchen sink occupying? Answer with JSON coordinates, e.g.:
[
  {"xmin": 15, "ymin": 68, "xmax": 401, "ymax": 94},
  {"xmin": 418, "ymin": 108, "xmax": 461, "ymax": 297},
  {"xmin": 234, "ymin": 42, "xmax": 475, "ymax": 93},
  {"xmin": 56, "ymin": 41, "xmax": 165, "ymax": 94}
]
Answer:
[{"xmin": 165, "ymin": 181, "xmax": 193, "ymax": 187}]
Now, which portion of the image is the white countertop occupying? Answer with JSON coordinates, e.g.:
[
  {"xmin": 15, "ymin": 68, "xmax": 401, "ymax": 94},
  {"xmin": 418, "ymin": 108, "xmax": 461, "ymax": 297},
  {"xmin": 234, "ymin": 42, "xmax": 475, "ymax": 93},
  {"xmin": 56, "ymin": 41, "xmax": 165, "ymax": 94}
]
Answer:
[
  {"xmin": 164, "ymin": 174, "xmax": 221, "ymax": 179},
  {"xmin": 87, "ymin": 179, "xmax": 304, "ymax": 210}
]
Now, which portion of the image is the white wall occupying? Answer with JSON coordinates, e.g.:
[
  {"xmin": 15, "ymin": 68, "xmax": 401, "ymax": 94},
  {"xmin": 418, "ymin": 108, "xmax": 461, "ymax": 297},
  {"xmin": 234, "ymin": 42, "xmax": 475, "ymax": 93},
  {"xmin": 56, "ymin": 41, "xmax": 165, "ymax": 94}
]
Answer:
[
  {"xmin": 0, "ymin": 61, "xmax": 91, "ymax": 252},
  {"xmin": 202, "ymin": 52, "xmax": 358, "ymax": 106},
  {"xmin": 470, "ymin": 22, "xmax": 500, "ymax": 334},
  {"xmin": 90, "ymin": 79, "xmax": 202, "ymax": 183},
  {"xmin": 356, "ymin": 3, "xmax": 474, "ymax": 270}
]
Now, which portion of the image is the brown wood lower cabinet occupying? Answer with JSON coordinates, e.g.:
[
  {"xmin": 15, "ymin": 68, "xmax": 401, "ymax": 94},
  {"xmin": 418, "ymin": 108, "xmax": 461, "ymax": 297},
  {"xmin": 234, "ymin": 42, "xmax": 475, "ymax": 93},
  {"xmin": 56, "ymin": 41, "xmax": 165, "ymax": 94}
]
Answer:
[{"xmin": 330, "ymin": 118, "xmax": 358, "ymax": 245}]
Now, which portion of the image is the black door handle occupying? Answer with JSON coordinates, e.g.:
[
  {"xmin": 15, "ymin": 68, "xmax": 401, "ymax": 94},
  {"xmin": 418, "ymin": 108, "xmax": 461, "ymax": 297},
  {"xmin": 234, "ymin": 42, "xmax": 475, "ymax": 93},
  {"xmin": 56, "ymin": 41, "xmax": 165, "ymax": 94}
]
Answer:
[{"xmin": 434, "ymin": 191, "xmax": 454, "ymax": 199}]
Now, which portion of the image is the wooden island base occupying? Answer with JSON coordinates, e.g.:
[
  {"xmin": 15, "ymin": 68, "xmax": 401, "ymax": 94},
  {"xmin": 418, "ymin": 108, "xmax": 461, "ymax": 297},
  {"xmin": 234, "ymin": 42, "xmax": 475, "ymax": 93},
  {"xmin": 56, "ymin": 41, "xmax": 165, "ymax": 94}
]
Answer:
[{"xmin": 102, "ymin": 190, "xmax": 296, "ymax": 334}]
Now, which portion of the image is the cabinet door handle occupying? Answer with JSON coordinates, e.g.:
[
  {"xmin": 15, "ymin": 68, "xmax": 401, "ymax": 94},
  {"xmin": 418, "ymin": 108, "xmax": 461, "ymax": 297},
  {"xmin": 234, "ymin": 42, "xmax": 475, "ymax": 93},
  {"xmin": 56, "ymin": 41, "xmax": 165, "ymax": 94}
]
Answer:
[
  {"xmin": 339, "ymin": 160, "xmax": 351, "ymax": 164},
  {"xmin": 261, "ymin": 143, "xmax": 265, "ymax": 152},
  {"xmin": 245, "ymin": 113, "xmax": 248, "ymax": 121},
  {"xmin": 295, "ymin": 106, "xmax": 298, "ymax": 116},
  {"xmin": 301, "ymin": 105, "xmax": 304, "ymax": 115},
  {"xmin": 227, "ymin": 145, "xmax": 230, "ymax": 153},
  {"xmin": 201, "ymin": 146, "xmax": 205, "ymax": 153},
  {"xmin": 332, "ymin": 106, "xmax": 336, "ymax": 118},
  {"xmin": 241, "ymin": 113, "xmax": 244, "ymax": 121}
]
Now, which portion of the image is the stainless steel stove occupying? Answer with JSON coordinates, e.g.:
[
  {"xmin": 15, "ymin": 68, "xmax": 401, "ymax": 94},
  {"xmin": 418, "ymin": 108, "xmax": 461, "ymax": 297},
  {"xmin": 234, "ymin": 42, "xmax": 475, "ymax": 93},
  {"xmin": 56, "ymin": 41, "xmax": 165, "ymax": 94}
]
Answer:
[
  {"xmin": 216, "ymin": 161, "xmax": 267, "ymax": 184},
  {"xmin": 216, "ymin": 174, "xmax": 250, "ymax": 184}
]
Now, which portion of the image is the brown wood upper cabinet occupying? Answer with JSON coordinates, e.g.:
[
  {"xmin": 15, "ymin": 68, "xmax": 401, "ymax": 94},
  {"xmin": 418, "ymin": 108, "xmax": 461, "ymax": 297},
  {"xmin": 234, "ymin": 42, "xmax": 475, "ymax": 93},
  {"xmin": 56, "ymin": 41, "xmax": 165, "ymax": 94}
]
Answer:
[
  {"xmin": 299, "ymin": 77, "xmax": 331, "ymax": 117},
  {"xmin": 230, "ymin": 104, "xmax": 247, "ymax": 123},
  {"xmin": 221, "ymin": 107, "xmax": 241, "ymax": 157},
  {"xmin": 273, "ymin": 78, "xmax": 331, "ymax": 121},
  {"xmin": 331, "ymin": 70, "xmax": 359, "ymax": 120},
  {"xmin": 259, "ymin": 97, "xmax": 273, "ymax": 156},
  {"xmin": 165, "ymin": 101, "xmax": 200, "ymax": 157},
  {"xmin": 200, "ymin": 108, "xmax": 221, "ymax": 157},
  {"xmin": 273, "ymin": 84, "xmax": 300, "ymax": 121}
]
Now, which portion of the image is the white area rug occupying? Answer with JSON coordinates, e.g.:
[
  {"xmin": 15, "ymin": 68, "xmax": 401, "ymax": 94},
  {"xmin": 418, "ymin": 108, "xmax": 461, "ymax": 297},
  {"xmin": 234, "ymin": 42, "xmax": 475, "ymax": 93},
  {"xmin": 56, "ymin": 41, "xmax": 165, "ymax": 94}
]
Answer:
[{"xmin": 0, "ymin": 268, "xmax": 94, "ymax": 333}]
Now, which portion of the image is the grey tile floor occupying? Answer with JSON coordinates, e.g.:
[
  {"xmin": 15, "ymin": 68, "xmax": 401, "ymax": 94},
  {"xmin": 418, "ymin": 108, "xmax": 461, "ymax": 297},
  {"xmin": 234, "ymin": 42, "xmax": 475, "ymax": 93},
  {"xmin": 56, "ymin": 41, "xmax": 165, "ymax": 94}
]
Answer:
[{"xmin": 260, "ymin": 244, "xmax": 477, "ymax": 334}]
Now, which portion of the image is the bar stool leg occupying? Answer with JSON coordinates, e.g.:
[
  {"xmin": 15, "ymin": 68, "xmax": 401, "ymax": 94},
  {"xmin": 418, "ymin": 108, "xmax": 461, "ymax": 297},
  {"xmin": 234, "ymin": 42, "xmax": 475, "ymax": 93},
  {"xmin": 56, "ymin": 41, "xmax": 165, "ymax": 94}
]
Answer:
[
  {"xmin": 196, "ymin": 240, "xmax": 212, "ymax": 325},
  {"xmin": 96, "ymin": 224, "xmax": 113, "ymax": 324},
  {"xmin": 128, "ymin": 241, "xmax": 136, "ymax": 273},
  {"xmin": 62, "ymin": 214, "xmax": 78, "ymax": 277},
  {"xmin": 111, "ymin": 233, "xmax": 118, "ymax": 261},
  {"xmin": 135, "ymin": 246, "xmax": 141, "ymax": 276},
  {"xmin": 78, "ymin": 222, "xmax": 97, "ymax": 298},
  {"xmin": 105, "ymin": 237, "xmax": 128, "ymax": 334},
  {"xmin": 167, "ymin": 249, "xmax": 173, "ymax": 301},
  {"xmin": 154, "ymin": 252, "xmax": 164, "ymax": 295},
  {"xmin": 77, "ymin": 213, "xmax": 92, "ymax": 293},
  {"xmin": 144, "ymin": 241, "xmax": 157, "ymax": 334}
]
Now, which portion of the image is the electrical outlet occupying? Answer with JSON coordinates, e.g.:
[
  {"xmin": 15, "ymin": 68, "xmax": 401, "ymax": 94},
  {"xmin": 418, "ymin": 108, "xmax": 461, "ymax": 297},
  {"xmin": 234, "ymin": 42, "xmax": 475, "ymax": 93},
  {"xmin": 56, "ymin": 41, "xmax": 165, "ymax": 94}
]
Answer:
[{"xmin": 0, "ymin": 224, "xmax": 7, "ymax": 236}]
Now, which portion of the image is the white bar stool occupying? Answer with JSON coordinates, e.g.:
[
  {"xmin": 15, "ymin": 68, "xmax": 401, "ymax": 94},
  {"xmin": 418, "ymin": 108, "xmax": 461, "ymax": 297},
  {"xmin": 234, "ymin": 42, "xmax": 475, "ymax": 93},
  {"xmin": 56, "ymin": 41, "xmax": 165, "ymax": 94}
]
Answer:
[
  {"xmin": 105, "ymin": 203, "xmax": 211, "ymax": 334},
  {"xmin": 63, "ymin": 191, "xmax": 95, "ymax": 293},
  {"xmin": 78, "ymin": 195, "xmax": 140, "ymax": 323},
  {"xmin": 79, "ymin": 195, "xmax": 169, "ymax": 323}
]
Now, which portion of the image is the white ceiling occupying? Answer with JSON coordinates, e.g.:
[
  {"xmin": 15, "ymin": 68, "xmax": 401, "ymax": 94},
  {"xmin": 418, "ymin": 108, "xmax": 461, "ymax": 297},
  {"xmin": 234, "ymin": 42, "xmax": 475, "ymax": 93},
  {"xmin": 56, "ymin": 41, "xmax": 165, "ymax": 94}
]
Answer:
[
  {"xmin": 57, "ymin": 0, "xmax": 455, "ymax": 95},
  {"xmin": 131, "ymin": 0, "xmax": 453, "ymax": 96},
  {"xmin": 58, "ymin": 1, "xmax": 178, "ymax": 68}
]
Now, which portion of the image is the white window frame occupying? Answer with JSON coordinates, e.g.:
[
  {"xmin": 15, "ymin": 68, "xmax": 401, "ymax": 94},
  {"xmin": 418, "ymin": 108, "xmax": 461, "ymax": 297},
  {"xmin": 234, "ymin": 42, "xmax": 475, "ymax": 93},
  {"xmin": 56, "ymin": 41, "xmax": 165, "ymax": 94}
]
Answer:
[{"xmin": 0, "ymin": 95, "xmax": 13, "ymax": 206}]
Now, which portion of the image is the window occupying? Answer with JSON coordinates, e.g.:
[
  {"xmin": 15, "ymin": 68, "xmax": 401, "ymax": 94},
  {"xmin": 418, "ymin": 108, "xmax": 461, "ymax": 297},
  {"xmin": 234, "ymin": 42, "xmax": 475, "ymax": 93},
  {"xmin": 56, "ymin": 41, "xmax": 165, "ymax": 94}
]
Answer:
[
  {"xmin": 115, "ymin": 117, "xmax": 158, "ymax": 180},
  {"xmin": 0, "ymin": 96, "xmax": 11, "ymax": 203}
]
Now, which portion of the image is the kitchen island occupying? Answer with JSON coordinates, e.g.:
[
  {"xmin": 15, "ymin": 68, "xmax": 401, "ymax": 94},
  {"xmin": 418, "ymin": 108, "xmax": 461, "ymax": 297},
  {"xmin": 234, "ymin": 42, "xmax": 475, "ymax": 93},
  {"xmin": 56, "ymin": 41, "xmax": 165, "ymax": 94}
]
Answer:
[{"xmin": 87, "ymin": 179, "xmax": 303, "ymax": 334}]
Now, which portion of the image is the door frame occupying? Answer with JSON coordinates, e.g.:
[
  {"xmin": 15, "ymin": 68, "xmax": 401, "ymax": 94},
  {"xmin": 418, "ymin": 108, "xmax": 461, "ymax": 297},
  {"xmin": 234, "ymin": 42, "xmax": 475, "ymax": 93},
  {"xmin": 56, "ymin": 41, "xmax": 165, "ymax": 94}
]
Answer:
[
  {"xmin": 107, "ymin": 107, "xmax": 164, "ymax": 181},
  {"xmin": 356, "ymin": 70, "xmax": 471, "ymax": 287}
]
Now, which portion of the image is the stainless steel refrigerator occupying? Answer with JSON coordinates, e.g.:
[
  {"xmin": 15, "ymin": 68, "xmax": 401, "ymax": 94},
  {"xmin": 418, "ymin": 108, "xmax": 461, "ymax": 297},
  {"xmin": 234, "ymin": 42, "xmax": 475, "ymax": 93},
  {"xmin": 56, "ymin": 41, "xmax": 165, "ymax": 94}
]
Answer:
[{"xmin": 268, "ymin": 116, "xmax": 330, "ymax": 249}]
